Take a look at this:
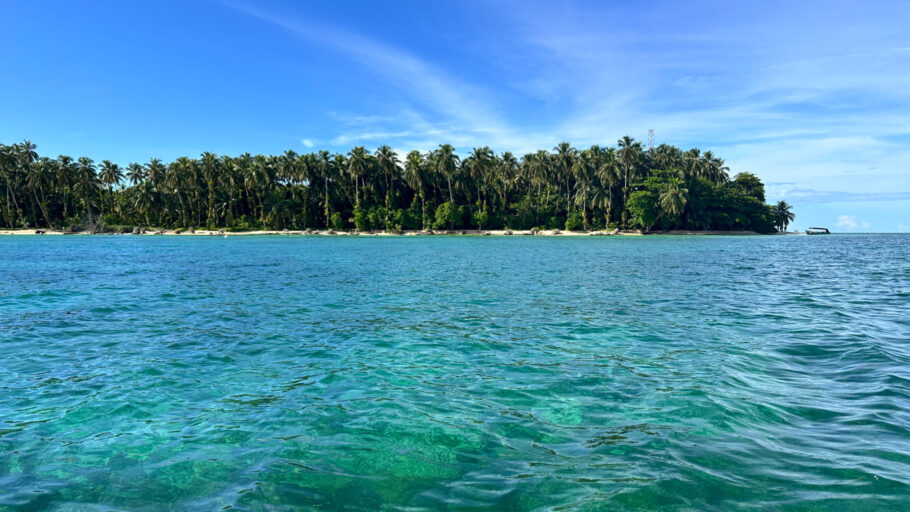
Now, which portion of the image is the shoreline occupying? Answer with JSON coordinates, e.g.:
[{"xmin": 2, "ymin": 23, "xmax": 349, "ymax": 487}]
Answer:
[{"xmin": 0, "ymin": 228, "xmax": 792, "ymax": 237}]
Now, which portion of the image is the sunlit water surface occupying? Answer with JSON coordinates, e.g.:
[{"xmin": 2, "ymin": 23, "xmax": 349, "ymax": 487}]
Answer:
[{"xmin": 2, "ymin": 234, "xmax": 909, "ymax": 511}]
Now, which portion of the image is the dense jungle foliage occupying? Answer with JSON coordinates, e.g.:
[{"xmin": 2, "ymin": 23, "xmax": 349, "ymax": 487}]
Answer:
[{"xmin": 1, "ymin": 137, "xmax": 793, "ymax": 233}]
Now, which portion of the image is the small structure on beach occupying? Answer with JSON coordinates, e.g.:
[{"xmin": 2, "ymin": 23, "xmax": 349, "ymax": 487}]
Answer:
[{"xmin": 806, "ymin": 227, "xmax": 830, "ymax": 235}]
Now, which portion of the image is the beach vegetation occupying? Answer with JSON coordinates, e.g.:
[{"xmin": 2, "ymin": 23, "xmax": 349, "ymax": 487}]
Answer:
[
  {"xmin": 773, "ymin": 201, "xmax": 796, "ymax": 232},
  {"xmin": 0, "ymin": 138, "xmax": 785, "ymax": 233}
]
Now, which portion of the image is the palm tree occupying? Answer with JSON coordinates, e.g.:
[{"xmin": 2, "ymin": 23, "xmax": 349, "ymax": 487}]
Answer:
[
  {"xmin": 553, "ymin": 142, "xmax": 577, "ymax": 214},
  {"xmin": 75, "ymin": 156, "xmax": 99, "ymax": 217},
  {"xmin": 651, "ymin": 144, "xmax": 682, "ymax": 171},
  {"xmin": 221, "ymin": 155, "xmax": 240, "ymax": 225},
  {"xmin": 133, "ymin": 181, "xmax": 158, "ymax": 226},
  {"xmin": 127, "ymin": 163, "xmax": 145, "ymax": 185},
  {"xmin": 572, "ymin": 150, "xmax": 593, "ymax": 227},
  {"xmin": 0, "ymin": 144, "xmax": 20, "ymax": 227},
  {"xmin": 278, "ymin": 150, "xmax": 299, "ymax": 185},
  {"xmin": 26, "ymin": 158, "xmax": 52, "ymax": 227},
  {"xmin": 347, "ymin": 146, "xmax": 370, "ymax": 209},
  {"xmin": 19, "ymin": 140, "xmax": 39, "ymax": 166},
  {"xmin": 168, "ymin": 157, "xmax": 194, "ymax": 227},
  {"xmin": 404, "ymin": 150, "xmax": 427, "ymax": 229},
  {"xmin": 773, "ymin": 200, "xmax": 795, "ymax": 232},
  {"xmin": 315, "ymin": 150, "xmax": 334, "ymax": 227},
  {"xmin": 596, "ymin": 147, "xmax": 618, "ymax": 225},
  {"xmin": 146, "ymin": 158, "xmax": 166, "ymax": 186},
  {"xmin": 200, "ymin": 152, "xmax": 219, "ymax": 227},
  {"xmin": 523, "ymin": 150, "xmax": 550, "ymax": 223},
  {"xmin": 433, "ymin": 144, "xmax": 459, "ymax": 204},
  {"xmin": 248, "ymin": 155, "xmax": 272, "ymax": 223},
  {"xmin": 99, "ymin": 160, "xmax": 123, "ymax": 216},
  {"xmin": 617, "ymin": 136, "xmax": 642, "ymax": 222},
  {"xmin": 264, "ymin": 189, "xmax": 294, "ymax": 229},
  {"xmin": 465, "ymin": 146, "xmax": 494, "ymax": 211},
  {"xmin": 684, "ymin": 148, "xmax": 703, "ymax": 180},
  {"xmin": 374, "ymin": 145, "xmax": 400, "ymax": 210},
  {"xmin": 55, "ymin": 155, "xmax": 76, "ymax": 220},
  {"xmin": 17, "ymin": 140, "xmax": 39, "ymax": 224},
  {"xmin": 659, "ymin": 178, "xmax": 689, "ymax": 219},
  {"xmin": 0, "ymin": 138, "xmax": 776, "ymax": 233},
  {"xmin": 497, "ymin": 152, "xmax": 518, "ymax": 210}
]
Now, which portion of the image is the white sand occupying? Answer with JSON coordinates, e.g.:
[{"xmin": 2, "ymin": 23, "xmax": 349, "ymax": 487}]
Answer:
[{"xmin": 0, "ymin": 228, "xmax": 775, "ymax": 237}]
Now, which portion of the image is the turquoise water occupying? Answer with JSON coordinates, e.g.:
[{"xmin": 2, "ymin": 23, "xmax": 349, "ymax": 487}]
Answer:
[{"xmin": 2, "ymin": 235, "xmax": 909, "ymax": 511}]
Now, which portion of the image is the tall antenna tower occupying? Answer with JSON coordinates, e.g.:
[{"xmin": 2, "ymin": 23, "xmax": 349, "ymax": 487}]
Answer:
[{"xmin": 647, "ymin": 129, "xmax": 654, "ymax": 150}]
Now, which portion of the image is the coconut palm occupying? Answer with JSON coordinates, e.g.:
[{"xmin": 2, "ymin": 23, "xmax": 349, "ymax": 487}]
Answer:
[
  {"xmin": 773, "ymin": 200, "xmax": 795, "ymax": 231},
  {"xmin": 0, "ymin": 138, "xmax": 778, "ymax": 233},
  {"xmin": 497, "ymin": 151, "xmax": 518, "ymax": 210},
  {"xmin": 347, "ymin": 146, "xmax": 370, "ymax": 209},
  {"xmin": 264, "ymin": 189, "xmax": 294, "ymax": 229},
  {"xmin": 553, "ymin": 142, "xmax": 577, "ymax": 214},
  {"xmin": 374, "ymin": 146, "xmax": 400, "ymax": 209},
  {"xmin": 659, "ymin": 178, "xmax": 689, "ymax": 219},
  {"xmin": 617, "ymin": 136, "xmax": 642, "ymax": 219},
  {"xmin": 404, "ymin": 150, "xmax": 428, "ymax": 228},
  {"xmin": 684, "ymin": 148, "xmax": 703, "ymax": 180},
  {"xmin": 167, "ymin": 157, "xmax": 194, "ymax": 227},
  {"xmin": 146, "ymin": 158, "xmax": 166, "ymax": 186},
  {"xmin": 314, "ymin": 150, "xmax": 334, "ymax": 226},
  {"xmin": 572, "ymin": 150, "xmax": 594, "ymax": 227},
  {"xmin": 596, "ymin": 147, "xmax": 618, "ymax": 225},
  {"xmin": 26, "ymin": 158, "xmax": 52, "ymax": 227},
  {"xmin": 0, "ymin": 144, "xmax": 20, "ymax": 226},
  {"xmin": 127, "ymin": 163, "xmax": 145, "ymax": 185},
  {"xmin": 133, "ymin": 181, "xmax": 158, "ymax": 226},
  {"xmin": 99, "ymin": 160, "xmax": 123, "ymax": 216},
  {"xmin": 433, "ymin": 144, "xmax": 459, "ymax": 205},
  {"xmin": 199, "ymin": 152, "xmax": 219, "ymax": 227},
  {"xmin": 465, "ymin": 146, "xmax": 494, "ymax": 211},
  {"xmin": 75, "ymin": 156, "xmax": 99, "ymax": 216}
]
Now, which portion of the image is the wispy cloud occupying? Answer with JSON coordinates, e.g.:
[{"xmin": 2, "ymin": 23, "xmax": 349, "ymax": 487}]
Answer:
[
  {"xmin": 218, "ymin": 0, "xmax": 909, "ymax": 229},
  {"xmin": 780, "ymin": 189, "xmax": 910, "ymax": 204},
  {"xmin": 223, "ymin": 1, "xmax": 521, "ymax": 150}
]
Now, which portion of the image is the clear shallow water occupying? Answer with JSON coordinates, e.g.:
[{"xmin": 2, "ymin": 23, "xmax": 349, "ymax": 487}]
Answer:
[{"xmin": 1, "ymin": 234, "xmax": 909, "ymax": 511}]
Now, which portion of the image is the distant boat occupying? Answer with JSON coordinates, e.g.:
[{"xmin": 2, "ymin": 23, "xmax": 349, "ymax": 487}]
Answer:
[{"xmin": 806, "ymin": 227, "xmax": 830, "ymax": 235}]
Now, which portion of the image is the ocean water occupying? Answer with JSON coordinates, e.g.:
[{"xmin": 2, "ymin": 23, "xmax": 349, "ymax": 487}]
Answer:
[{"xmin": 1, "ymin": 234, "xmax": 909, "ymax": 511}]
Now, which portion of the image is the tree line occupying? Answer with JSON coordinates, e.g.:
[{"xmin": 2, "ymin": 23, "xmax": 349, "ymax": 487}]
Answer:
[{"xmin": 0, "ymin": 137, "xmax": 794, "ymax": 233}]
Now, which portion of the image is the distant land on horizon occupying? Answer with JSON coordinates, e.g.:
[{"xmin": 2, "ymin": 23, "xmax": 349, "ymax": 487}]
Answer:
[{"xmin": 0, "ymin": 138, "xmax": 797, "ymax": 235}]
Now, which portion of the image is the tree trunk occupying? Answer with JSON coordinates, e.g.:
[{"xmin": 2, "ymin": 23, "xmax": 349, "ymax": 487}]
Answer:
[
  {"xmin": 324, "ymin": 179, "xmax": 330, "ymax": 227},
  {"xmin": 33, "ymin": 189, "xmax": 51, "ymax": 227}
]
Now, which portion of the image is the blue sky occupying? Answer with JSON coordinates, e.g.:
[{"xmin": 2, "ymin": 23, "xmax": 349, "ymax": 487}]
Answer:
[{"xmin": 1, "ymin": 0, "xmax": 908, "ymax": 231}]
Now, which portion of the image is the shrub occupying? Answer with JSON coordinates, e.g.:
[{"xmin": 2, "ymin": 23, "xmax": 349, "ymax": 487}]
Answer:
[
  {"xmin": 354, "ymin": 207, "xmax": 369, "ymax": 232},
  {"xmin": 565, "ymin": 212, "xmax": 584, "ymax": 231},
  {"xmin": 371, "ymin": 206, "xmax": 392, "ymax": 230},
  {"xmin": 627, "ymin": 190, "xmax": 659, "ymax": 230},
  {"xmin": 330, "ymin": 212, "xmax": 345, "ymax": 230},
  {"xmin": 433, "ymin": 202, "xmax": 459, "ymax": 230},
  {"xmin": 472, "ymin": 210, "xmax": 490, "ymax": 230}
]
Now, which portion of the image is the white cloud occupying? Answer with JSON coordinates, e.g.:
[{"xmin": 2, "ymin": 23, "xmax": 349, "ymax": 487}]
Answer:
[
  {"xmin": 837, "ymin": 215, "xmax": 857, "ymax": 229},
  {"xmin": 836, "ymin": 215, "xmax": 870, "ymax": 230},
  {"xmin": 301, "ymin": 139, "xmax": 314, "ymax": 148}
]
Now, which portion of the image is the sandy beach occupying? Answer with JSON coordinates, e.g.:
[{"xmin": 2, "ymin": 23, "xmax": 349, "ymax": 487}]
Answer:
[{"xmin": 0, "ymin": 228, "xmax": 777, "ymax": 237}]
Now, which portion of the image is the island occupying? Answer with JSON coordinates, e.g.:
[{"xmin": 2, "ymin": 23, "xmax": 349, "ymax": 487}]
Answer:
[{"xmin": 0, "ymin": 138, "xmax": 795, "ymax": 235}]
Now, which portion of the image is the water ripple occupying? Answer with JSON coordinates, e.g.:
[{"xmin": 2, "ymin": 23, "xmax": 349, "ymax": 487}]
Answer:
[{"xmin": 1, "ymin": 234, "xmax": 909, "ymax": 510}]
